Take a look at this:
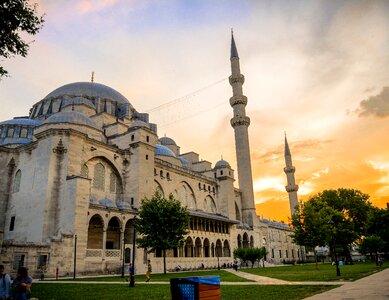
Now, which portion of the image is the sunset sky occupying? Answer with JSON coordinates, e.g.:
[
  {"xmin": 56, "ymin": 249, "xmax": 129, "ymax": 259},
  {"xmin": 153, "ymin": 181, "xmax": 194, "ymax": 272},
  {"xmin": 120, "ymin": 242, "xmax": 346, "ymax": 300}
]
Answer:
[{"xmin": 1, "ymin": 0, "xmax": 388, "ymax": 222}]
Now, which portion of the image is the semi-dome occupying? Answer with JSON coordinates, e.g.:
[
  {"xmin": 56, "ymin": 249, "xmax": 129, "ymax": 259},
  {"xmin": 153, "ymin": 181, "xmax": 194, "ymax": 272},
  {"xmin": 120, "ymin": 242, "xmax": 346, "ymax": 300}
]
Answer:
[
  {"xmin": 155, "ymin": 144, "xmax": 176, "ymax": 157},
  {"xmin": 159, "ymin": 136, "xmax": 177, "ymax": 146},
  {"xmin": 45, "ymin": 111, "xmax": 99, "ymax": 129},
  {"xmin": 0, "ymin": 118, "xmax": 42, "ymax": 127},
  {"xmin": 0, "ymin": 117, "xmax": 42, "ymax": 146},
  {"xmin": 177, "ymin": 156, "xmax": 189, "ymax": 167},
  {"xmin": 128, "ymin": 120, "xmax": 149, "ymax": 129},
  {"xmin": 214, "ymin": 159, "xmax": 231, "ymax": 169},
  {"xmin": 44, "ymin": 82, "xmax": 130, "ymax": 105},
  {"xmin": 98, "ymin": 198, "xmax": 115, "ymax": 208},
  {"xmin": 116, "ymin": 201, "xmax": 132, "ymax": 210}
]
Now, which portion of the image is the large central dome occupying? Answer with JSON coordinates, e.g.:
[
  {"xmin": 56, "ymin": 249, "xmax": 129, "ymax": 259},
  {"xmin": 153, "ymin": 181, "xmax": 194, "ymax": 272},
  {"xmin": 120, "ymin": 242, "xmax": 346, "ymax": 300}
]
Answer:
[
  {"xmin": 30, "ymin": 82, "xmax": 137, "ymax": 120},
  {"xmin": 44, "ymin": 82, "xmax": 130, "ymax": 105}
]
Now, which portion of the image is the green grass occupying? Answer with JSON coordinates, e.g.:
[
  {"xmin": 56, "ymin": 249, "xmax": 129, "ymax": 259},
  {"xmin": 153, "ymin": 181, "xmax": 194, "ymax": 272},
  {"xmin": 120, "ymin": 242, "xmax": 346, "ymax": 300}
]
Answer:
[
  {"xmin": 31, "ymin": 283, "xmax": 337, "ymax": 300},
  {"xmin": 58, "ymin": 270, "xmax": 252, "ymax": 282},
  {"xmin": 241, "ymin": 262, "xmax": 387, "ymax": 282}
]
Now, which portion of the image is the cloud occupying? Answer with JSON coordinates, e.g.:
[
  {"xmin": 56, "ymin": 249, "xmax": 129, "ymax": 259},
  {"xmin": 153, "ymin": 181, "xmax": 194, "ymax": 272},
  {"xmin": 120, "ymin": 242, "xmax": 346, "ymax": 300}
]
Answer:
[
  {"xmin": 358, "ymin": 87, "xmax": 389, "ymax": 118},
  {"xmin": 252, "ymin": 139, "xmax": 332, "ymax": 163}
]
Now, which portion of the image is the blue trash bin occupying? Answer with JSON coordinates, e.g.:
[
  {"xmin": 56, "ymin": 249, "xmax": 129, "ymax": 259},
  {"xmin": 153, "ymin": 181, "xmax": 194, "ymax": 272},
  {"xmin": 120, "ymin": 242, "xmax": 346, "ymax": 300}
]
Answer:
[{"xmin": 170, "ymin": 275, "xmax": 220, "ymax": 300}]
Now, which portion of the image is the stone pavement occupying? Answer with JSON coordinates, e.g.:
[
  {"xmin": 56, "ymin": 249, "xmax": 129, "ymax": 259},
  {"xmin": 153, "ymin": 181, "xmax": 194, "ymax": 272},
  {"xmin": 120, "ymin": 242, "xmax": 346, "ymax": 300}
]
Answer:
[{"xmin": 304, "ymin": 267, "xmax": 389, "ymax": 300}]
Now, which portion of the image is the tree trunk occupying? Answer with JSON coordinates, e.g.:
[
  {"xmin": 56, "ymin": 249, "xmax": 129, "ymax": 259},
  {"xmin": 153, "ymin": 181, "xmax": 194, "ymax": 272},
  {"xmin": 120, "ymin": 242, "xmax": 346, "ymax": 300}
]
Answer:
[
  {"xmin": 342, "ymin": 244, "xmax": 353, "ymax": 265},
  {"xmin": 314, "ymin": 249, "xmax": 318, "ymax": 270},
  {"xmin": 163, "ymin": 249, "xmax": 167, "ymax": 274}
]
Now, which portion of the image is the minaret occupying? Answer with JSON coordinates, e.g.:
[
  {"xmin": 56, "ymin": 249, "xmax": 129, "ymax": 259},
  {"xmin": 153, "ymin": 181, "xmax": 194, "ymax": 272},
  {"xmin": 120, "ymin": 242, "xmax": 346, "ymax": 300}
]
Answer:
[
  {"xmin": 229, "ymin": 31, "xmax": 256, "ymax": 227},
  {"xmin": 284, "ymin": 134, "xmax": 299, "ymax": 215}
]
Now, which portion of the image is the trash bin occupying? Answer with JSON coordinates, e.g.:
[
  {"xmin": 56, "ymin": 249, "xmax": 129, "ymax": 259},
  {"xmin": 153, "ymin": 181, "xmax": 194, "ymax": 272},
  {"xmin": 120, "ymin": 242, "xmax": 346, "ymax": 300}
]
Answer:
[{"xmin": 170, "ymin": 275, "xmax": 221, "ymax": 300}]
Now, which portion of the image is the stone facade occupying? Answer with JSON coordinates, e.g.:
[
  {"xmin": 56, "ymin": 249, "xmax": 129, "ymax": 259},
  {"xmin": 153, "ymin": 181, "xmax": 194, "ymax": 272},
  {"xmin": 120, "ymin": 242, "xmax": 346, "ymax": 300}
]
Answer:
[{"xmin": 0, "ymin": 36, "xmax": 302, "ymax": 277}]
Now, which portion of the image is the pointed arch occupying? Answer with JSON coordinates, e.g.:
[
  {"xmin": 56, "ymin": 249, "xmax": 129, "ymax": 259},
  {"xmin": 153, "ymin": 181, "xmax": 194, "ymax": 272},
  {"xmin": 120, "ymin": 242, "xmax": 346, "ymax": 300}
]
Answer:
[
  {"xmin": 154, "ymin": 180, "xmax": 165, "ymax": 197},
  {"xmin": 223, "ymin": 240, "xmax": 231, "ymax": 257},
  {"xmin": 203, "ymin": 238, "xmax": 210, "ymax": 257},
  {"xmin": 243, "ymin": 232, "xmax": 249, "ymax": 248},
  {"xmin": 250, "ymin": 236, "xmax": 254, "ymax": 248},
  {"xmin": 81, "ymin": 164, "xmax": 89, "ymax": 178},
  {"xmin": 195, "ymin": 237, "xmax": 202, "ymax": 257},
  {"xmin": 237, "ymin": 234, "xmax": 242, "ymax": 248},
  {"xmin": 87, "ymin": 214, "xmax": 104, "ymax": 249},
  {"xmin": 215, "ymin": 239, "xmax": 222, "ymax": 257},
  {"xmin": 185, "ymin": 237, "xmax": 194, "ymax": 257},
  {"xmin": 235, "ymin": 202, "xmax": 241, "ymax": 221},
  {"xmin": 106, "ymin": 217, "xmax": 121, "ymax": 249},
  {"xmin": 13, "ymin": 169, "xmax": 21, "ymax": 193},
  {"xmin": 204, "ymin": 195, "xmax": 216, "ymax": 213},
  {"xmin": 176, "ymin": 181, "xmax": 196, "ymax": 209},
  {"xmin": 93, "ymin": 163, "xmax": 105, "ymax": 190}
]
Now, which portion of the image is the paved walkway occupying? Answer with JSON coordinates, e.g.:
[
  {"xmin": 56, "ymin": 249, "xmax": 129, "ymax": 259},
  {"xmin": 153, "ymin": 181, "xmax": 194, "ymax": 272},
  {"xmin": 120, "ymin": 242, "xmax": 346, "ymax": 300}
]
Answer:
[{"xmin": 304, "ymin": 267, "xmax": 389, "ymax": 300}]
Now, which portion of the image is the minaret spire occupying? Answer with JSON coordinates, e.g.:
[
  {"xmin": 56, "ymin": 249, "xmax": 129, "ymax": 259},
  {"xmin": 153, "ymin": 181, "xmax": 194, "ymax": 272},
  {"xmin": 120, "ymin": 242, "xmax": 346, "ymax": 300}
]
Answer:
[
  {"xmin": 284, "ymin": 134, "xmax": 299, "ymax": 216},
  {"xmin": 229, "ymin": 32, "xmax": 256, "ymax": 227}
]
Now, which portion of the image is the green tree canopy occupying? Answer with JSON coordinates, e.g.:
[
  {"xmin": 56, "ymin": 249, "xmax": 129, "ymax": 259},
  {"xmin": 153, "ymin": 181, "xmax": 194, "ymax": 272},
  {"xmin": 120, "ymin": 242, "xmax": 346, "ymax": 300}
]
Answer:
[
  {"xmin": 292, "ymin": 188, "xmax": 372, "ymax": 264},
  {"xmin": 233, "ymin": 247, "xmax": 267, "ymax": 268},
  {"xmin": 364, "ymin": 205, "xmax": 389, "ymax": 253},
  {"xmin": 0, "ymin": 0, "xmax": 44, "ymax": 78},
  {"xmin": 136, "ymin": 191, "xmax": 189, "ymax": 274}
]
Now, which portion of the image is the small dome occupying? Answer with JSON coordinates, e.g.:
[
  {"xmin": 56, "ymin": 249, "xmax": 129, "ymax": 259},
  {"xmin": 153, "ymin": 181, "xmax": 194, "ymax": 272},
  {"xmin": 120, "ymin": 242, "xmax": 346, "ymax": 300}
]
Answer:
[
  {"xmin": 159, "ymin": 136, "xmax": 176, "ymax": 146},
  {"xmin": 89, "ymin": 195, "xmax": 98, "ymax": 204},
  {"xmin": 129, "ymin": 120, "xmax": 149, "ymax": 129},
  {"xmin": 116, "ymin": 201, "xmax": 132, "ymax": 210},
  {"xmin": 45, "ymin": 111, "xmax": 99, "ymax": 129},
  {"xmin": 214, "ymin": 159, "xmax": 231, "ymax": 169},
  {"xmin": 177, "ymin": 156, "xmax": 189, "ymax": 166},
  {"xmin": 155, "ymin": 144, "xmax": 176, "ymax": 157},
  {"xmin": 0, "ymin": 118, "xmax": 42, "ymax": 126},
  {"xmin": 98, "ymin": 198, "xmax": 115, "ymax": 208}
]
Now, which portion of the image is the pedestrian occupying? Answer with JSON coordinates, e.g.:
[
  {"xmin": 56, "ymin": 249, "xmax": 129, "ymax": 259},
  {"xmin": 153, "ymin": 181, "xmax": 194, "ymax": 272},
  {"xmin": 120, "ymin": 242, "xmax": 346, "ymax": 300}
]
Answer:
[
  {"xmin": 0, "ymin": 264, "xmax": 11, "ymax": 300},
  {"xmin": 146, "ymin": 260, "xmax": 152, "ymax": 282},
  {"xmin": 13, "ymin": 266, "xmax": 32, "ymax": 300},
  {"xmin": 378, "ymin": 255, "xmax": 383, "ymax": 267},
  {"xmin": 128, "ymin": 264, "xmax": 134, "ymax": 281},
  {"xmin": 233, "ymin": 260, "xmax": 238, "ymax": 271}
]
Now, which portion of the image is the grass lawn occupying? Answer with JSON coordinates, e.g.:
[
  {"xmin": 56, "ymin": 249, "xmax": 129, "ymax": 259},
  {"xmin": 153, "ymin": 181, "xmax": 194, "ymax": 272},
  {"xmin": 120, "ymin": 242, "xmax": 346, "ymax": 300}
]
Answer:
[
  {"xmin": 58, "ymin": 270, "xmax": 252, "ymax": 282},
  {"xmin": 241, "ymin": 262, "xmax": 387, "ymax": 282},
  {"xmin": 31, "ymin": 283, "xmax": 337, "ymax": 300}
]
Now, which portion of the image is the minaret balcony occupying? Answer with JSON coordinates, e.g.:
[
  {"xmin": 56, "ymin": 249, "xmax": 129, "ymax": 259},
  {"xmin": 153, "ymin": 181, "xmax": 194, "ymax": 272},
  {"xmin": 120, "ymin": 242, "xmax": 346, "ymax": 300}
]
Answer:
[
  {"xmin": 284, "ymin": 166, "xmax": 295, "ymax": 173},
  {"xmin": 229, "ymin": 95, "xmax": 247, "ymax": 107},
  {"xmin": 230, "ymin": 116, "xmax": 250, "ymax": 128},
  {"xmin": 229, "ymin": 74, "xmax": 245, "ymax": 85},
  {"xmin": 285, "ymin": 185, "xmax": 299, "ymax": 192}
]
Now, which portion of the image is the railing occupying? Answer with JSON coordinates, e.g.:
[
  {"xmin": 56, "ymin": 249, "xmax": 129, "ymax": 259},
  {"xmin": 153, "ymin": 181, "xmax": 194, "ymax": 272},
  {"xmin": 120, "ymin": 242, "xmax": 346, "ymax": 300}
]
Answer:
[
  {"xmin": 105, "ymin": 250, "xmax": 121, "ymax": 258},
  {"xmin": 86, "ymin": 249, "xmax": 121, "ymax": 259},
  {"xmin": 86, "ymin": 249, "xmax": 102, "ymax": 257}
]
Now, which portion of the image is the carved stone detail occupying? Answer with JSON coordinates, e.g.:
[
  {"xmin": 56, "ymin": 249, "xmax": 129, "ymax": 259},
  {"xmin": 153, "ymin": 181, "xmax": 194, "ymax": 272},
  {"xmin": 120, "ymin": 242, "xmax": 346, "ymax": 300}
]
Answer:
[
  {"xmin": 53, "ymin": 139, "xmax": 67, "ymax": 154},
  {"xmin": 285, "ymin": 185, "xmax": 299, "ymax": 192},
  {"xmin": 230, "ymin": 116, "xmax": 250, "ymax": 127},
  {"xmin": 229, "ymin": 74, "xmax": 245, "ymax": 85},
  {"xmin": 284, "ymin": 166, "xmax": 296, "ymax": 174},
  {"xmin": 229, "ymin": 95, "xmax": 247, "ymax": 107}
]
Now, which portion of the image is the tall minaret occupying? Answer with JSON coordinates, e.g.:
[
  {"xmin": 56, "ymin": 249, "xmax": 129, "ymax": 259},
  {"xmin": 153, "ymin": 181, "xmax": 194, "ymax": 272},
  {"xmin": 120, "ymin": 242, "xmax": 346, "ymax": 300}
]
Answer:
[
  {"xmin": 229, "ymin": 31, "xmax": 256, "ymax": 227},
  {"xmin": 284, "ymin": 134, "xmax": 299, "ymax": 215}
]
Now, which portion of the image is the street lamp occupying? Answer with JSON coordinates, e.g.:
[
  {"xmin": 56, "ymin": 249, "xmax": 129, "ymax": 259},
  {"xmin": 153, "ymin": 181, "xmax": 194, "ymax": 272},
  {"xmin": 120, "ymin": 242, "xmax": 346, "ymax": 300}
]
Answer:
[
  {"xmin": 327, "ymin": 219, "xmax": 341, "ymax": 276},
  {"xmin": 121, "ymin": 234, "xmax": 125, "ymax": 278},
  {"xmin": 129, "ymin": 216, "xmax": 138, "ymax": 287}
]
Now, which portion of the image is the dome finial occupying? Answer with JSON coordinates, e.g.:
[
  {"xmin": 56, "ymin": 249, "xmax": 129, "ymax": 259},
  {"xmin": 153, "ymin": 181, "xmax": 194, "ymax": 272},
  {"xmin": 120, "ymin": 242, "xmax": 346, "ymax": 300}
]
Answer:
[{"xmin": 91, "ymin": 71, "xmax": 94, "ymax": 83}]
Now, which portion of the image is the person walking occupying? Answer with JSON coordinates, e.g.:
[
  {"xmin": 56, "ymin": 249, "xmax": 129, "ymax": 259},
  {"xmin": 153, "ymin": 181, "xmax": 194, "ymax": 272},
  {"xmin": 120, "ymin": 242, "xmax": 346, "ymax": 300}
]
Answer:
[
  {"xmin": 12, "ymin": 267, "xmax": 32, "ymax": 300},
  {"xmin": 146, "ymin": 260, "xmax": 152, "ymax": 282},
  {"xmin": 0, "ymin": 265, "xmax": 11, "ymax": 300}
]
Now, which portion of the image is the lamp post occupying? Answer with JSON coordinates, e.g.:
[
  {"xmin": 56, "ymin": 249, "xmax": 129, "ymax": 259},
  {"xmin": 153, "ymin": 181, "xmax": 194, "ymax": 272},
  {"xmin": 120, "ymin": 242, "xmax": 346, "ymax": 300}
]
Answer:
[
  {"xmin": 129, "ymin": 216, "xmax": 138, "ymax": 287},
  {"xmin": 121, "ymin": 234, "xmax": 125, "ymax": 278},
  {"xmin": 73, "ymin": 234, "xmax": 77, "ymax": 279},
  {"xmin": 328, "ymin": 219, "xmax": 341, "ymax": 276}
]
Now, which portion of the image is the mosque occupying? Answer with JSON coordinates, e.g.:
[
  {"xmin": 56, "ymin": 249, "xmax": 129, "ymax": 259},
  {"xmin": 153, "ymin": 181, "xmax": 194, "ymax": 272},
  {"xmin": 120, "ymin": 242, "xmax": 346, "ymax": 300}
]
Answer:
[{"xmin": 0, "ymin": 34, "xmax": 303, "ymax": 276}]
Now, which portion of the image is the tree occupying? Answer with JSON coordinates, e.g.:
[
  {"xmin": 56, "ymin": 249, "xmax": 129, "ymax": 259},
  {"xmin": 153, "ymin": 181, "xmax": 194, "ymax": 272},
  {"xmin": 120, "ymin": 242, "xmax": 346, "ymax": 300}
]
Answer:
[
  {"xmin": 359, "ymin": 235, "xmax": 385, "ymax": 263},
  {"xmin": 291, "ymin": 189, "xmax": 372, "ymax": 265},
  {"xmin": 0, "ymin": 0, "xmax": 44, "ymax": 78},
  {"xmin": 364, "ymin": 205, "xmax": 389, "ymax": 254},
  {"xmin": 135, "ymin": 191, "xmax": 190, "ymax": 274},
  {"xmin": 233, "ymin": 247, "xmax": 267, "ymax": 268}
]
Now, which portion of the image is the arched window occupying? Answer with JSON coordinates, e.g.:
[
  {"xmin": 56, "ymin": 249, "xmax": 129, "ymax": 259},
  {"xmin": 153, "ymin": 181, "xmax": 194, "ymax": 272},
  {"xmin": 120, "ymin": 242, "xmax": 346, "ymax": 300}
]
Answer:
[
  {"xmin": 93, "ymin": 163, "xmax": 105, "ymax": 190},
  {"xmin": 14, "ymin": 170, "xmax": 21, "ymax": 193},
  {"xmin": 109, "ymin": 173, "xmax": 117, "ymax": 193},
  {"xmin": 81, "ymin": 164, "xmax": 89, "ymax": 178},
  {"xmin": 20, "ymin": 128, "xmax": 28, "ymax": 138}
]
